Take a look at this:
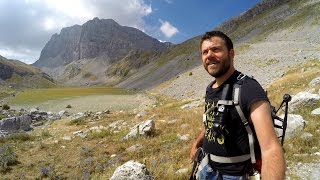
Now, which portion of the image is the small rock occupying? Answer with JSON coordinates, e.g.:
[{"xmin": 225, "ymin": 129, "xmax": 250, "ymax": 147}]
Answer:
[
  {"xmin": 63, "ymin": 136, "xmax": 72, "ymax": 141},
  {"xmin": 175, "ymin": 168, "xmax": 189, "ymax": 174},
  {"xmin": 311, "ymin": 108, "xmax": 320, "ymax": 115},
  {"xmin": 111, "ymin": 154, "xmax": 117, "ymax": 158},
  {"xmin": 300, "ymin": 132, "xmax": 313, "ymax": 141}
]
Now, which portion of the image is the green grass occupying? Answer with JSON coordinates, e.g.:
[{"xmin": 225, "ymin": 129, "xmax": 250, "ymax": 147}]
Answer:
[
  {"xmin": 8, "ymin": 87, "xmax": 134, "ymax": 105},
  {"xmin": 251, "ymin": 58, "xmax": 280, "ymax": 68},
  {"xmin": 156, "ymin": 38, "xmax": 199, "ymax": 66}
]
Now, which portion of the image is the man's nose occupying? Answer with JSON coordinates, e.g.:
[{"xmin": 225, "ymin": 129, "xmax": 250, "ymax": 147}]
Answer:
[{"xmin": 206, "ymin": 50, "xmax": 215, "ymax": 59}]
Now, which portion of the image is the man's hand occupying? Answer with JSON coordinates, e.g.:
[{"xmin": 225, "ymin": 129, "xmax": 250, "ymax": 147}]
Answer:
[
  {"xmin": 190, "ymin": 144, "xmax": 198, "ymax": 161},
  {"xmin": 190, "ymin": 128, "xmax": 205, "ymax": 160}
]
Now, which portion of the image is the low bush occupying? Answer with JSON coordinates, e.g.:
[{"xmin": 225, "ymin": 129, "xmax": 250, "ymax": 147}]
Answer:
[
  {"xmin": 68, "ymin": 117, "xmax": 87, "ymax": 126},
  {"xmin": 66, "ymin": 104, "xmax": 72, "ymax": 108},
  {"xmin": 0, "ymin": 144, "xmax": 18, "ymax": 173},
  {"xmin": 2, "ymin": 104, "xmax": 10, "ymax": 110}
]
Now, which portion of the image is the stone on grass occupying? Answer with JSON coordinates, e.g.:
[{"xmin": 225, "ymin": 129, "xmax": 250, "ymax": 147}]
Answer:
[{"xmin": 110, "ymin": 160, "xmax": 153, "ymax": 180}]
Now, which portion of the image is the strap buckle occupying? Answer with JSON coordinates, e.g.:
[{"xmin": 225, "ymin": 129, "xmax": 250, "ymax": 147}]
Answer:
[{"xmin": 237, "ymin": 73, "xmax": 247, "ymax": 80}]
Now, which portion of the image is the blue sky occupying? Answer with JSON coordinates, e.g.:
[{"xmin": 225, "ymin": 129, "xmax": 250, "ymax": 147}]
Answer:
[{"xmin": 0, "ymin": 0, "xmax": 261, "ymax": 64}]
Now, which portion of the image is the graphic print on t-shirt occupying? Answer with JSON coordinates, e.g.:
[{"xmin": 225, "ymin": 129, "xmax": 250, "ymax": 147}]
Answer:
[{"xmin": 204, "ymin": 101, "xmax": 225, "ymax": 145}]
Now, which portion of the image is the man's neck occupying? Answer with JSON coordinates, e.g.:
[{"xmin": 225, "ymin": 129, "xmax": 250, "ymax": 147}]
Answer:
[{"xmin": 212, "ymin": 68, "xmax": 235, "ymax": 88}]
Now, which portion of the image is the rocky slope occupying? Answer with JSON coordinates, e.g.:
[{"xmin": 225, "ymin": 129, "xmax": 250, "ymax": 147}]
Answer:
[
  {"xmin": 148, "ymin": 0, "xmax": 320, "ymax": 100},
  {"xmin": 33, "ymin": 18, "xmax": 169, "ymax": 68},
  {"xmin": 33, "ymin": 18, "xmax": 171, "ymax": 85}
]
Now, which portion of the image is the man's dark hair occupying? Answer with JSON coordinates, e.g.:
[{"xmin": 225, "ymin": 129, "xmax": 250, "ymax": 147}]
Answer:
[{"xmin": 200, "ymin": 31, "xmax": 233, "ymax": 51}]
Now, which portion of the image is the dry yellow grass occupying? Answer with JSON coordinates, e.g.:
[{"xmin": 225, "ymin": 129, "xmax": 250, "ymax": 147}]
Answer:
[{"xmin": 0, "ymin": 94, "xmax": 203, "ymax": 179}]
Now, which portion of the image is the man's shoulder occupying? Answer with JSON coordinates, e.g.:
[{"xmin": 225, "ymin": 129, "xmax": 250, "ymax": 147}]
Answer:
[{"xmin": 236, "ymin": 74, "xmax": 261, "ymax": 87}]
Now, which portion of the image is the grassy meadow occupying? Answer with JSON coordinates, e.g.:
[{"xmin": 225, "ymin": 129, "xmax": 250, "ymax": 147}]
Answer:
[
  {"xmin": 8, "ymin": 87, "xmax": 134, "ymax": 105},
  {"xmin": 0, "ymin": 60, "xmax": 319, "ymax": 179}
]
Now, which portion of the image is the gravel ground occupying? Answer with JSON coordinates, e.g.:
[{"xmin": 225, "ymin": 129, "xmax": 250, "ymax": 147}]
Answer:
[{"xmin": 286, "ymin": 162, "xmax": 320, "ymax": 180}]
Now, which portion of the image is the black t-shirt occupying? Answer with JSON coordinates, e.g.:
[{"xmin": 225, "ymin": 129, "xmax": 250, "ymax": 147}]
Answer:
[{"xmin": 203, "ymin": 70, "xmax": 268, "ymax": 175}]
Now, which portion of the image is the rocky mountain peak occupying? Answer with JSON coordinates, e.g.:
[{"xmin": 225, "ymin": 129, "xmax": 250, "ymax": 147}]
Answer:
[{"xmin": 33, "ymin": 18, "xmax": 168, "ymax": 68}]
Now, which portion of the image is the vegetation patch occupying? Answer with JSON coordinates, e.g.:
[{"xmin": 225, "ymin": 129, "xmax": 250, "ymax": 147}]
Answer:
[
  {"xmin": 8, "ymin": 87, "xmax": 133, "ymax": 105},
  {"xmin": 251, "ymin": 58, "xmax": 279, "ymax": 68},
  {"xmin": 2, "ymin": 104, "xmax": 10, "ymax": 110},
  {"xmin": 0, "ymin": 144, "xmax": 18, "ymax": 173}
]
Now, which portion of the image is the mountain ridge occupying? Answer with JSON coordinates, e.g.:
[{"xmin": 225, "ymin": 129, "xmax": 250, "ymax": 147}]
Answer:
[{"xmin": 33, "ymin": 17, "xmax": 170, "ymax": 68}]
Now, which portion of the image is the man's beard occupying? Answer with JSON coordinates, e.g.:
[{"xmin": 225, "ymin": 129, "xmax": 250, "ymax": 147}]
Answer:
[{"xmin": 204, "ymin": 56, "xmax": 231, "ymax": 78}]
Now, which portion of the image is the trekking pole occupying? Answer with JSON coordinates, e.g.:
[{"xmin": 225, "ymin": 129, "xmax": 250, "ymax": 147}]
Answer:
[
  {"xmin": 280, "ymin": 94, "xmax": 291, "ymax": 145},
  {"xmin": 189, "ymin": 148, "xmax": 204, "ymax": 180}
]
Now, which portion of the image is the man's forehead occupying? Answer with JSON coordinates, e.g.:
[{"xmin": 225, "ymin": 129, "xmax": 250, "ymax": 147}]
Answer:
[
  {"xmin": 205, "ymin": 36, "xmax": 224, "ymax": 44},
  {"xmin": 202, "ymin": 37, "xmax": 225, "ymax": 48}
]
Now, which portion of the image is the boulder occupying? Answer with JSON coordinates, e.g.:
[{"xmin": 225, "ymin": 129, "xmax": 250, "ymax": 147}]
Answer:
[
  {"xmin": 123, "ymin": 120, "xmax": 155, "ymax": 140},
  {"xmin": 110, "ymin": 160, "xmax": 153, "ymax": 180},
  {"xmin": 0, "ymin": 115, "xmax": 32, "ymax": 133},
  {"xmin": 289, "ymin": 92, "xmax": 320, "ymax": 112},
  {"xmin": 277, "ymin": 114, "xmax": 306, "ymax": 139}
]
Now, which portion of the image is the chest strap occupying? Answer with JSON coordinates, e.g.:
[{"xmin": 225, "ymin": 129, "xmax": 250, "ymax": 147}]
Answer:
[{"xmin": 209, "ymin": 154, "xmax": 251, "ymax": 163}]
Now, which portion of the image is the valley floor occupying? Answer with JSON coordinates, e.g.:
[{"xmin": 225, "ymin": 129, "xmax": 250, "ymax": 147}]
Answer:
[{"xmin": 10, "ymin": 93, "xmax": 156, "ymax": 114}]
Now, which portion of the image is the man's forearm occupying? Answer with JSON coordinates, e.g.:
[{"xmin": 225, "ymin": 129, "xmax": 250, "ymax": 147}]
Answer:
[
  {"xmin": 192, "ymin": 128, "xmax": 205, "ymax": 148},
  {"xmin": 261, "ymin": 145, "xmax": 286, "ymax": 180},
  {"xmin": 190, "ymin": 128, "xmax": 205, "ymax": 160}
]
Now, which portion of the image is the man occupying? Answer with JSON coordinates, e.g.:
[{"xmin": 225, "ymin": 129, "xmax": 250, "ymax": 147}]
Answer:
[{"xmin": 190, "ymin": 31, "xmax": 285, "ymax": 179}]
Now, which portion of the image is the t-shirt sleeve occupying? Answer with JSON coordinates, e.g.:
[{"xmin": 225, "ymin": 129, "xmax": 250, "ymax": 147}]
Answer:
[{"xmin": 241, "ymin": 79, "xmax": 269, "ymax": 114}]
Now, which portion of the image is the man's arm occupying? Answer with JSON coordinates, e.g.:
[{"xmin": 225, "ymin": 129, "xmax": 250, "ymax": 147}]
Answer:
[
  {"xmin": 250, "ymin": 100, "xmax": 286, "ymax": 180},
  {"xmin": 190, "ymin": 128, "xmax": 205, "ymax": 160}
]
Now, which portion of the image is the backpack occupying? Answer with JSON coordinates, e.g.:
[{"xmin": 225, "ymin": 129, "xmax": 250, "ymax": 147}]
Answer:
[{"xmin": 217, "ymin": 74, "xmax": 291, "ymax": 170}]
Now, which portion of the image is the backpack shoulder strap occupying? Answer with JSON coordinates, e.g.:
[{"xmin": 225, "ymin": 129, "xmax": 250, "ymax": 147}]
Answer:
[{"xmin": 233, "ymin": 73, "xmax": 256, "ymax": 164}]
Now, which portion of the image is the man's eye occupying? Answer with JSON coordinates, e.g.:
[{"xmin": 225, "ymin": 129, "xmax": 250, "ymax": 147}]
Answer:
[{"xmin": 202, "ymin": 51, "xmax": 208, "ymax": 55}]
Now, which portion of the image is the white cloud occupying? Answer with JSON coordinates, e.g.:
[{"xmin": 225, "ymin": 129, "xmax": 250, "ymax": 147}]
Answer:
[
  {"xmin": 0, "ymin": 47, "xmax": 39, "ymax": 64},
  {"xmin": 159, "ymin": 20, "xmax": 179, "ymax": 38}
]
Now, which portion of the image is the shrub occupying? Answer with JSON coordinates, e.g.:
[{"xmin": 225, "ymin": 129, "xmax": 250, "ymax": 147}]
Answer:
[
  {"xmin": 2, "ymin": 104, "xmax": 10, "ymax": 110},
  {"xmin": 7, "ymin": 133, "xmax": 34, "ymax": 142},
  {"xmin": 0, "ymin": 144, "xmax": 18, "ymax": 172},
  {"xmin": 41, "ymin": 130, "xmax": 52, "ymax": 138},
  {"xmin": 66, "ymin": 104, "xmax": 72, "ymax": 108},
  {"xmin": 68, "ymin": 117, "xmax": 86, "ymax": 126},
  {"xmin": 189, "ymin": 72, "xmax": 193, "ymax": 76},
  {"xmin": 40, "ymin": 165, "xmax": 56, "ymax": 178}
]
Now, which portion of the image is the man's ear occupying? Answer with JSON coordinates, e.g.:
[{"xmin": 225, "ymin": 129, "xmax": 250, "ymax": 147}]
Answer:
[{"xmin": 229, "ymin": 49, "xmax": 235, "ymax": 59}]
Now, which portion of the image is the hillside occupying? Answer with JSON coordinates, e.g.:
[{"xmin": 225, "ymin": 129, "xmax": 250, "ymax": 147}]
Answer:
[
  {"xmin": 147, "ymin": 0, "xmax": 320, "ymax": 99},
  {"xmin": 28, "ymin": 0, "xmax": 320, "ymax": 92},
  {"xmin": 0, "ymin": 55, "xmax": 57, "ymax": 90}
]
